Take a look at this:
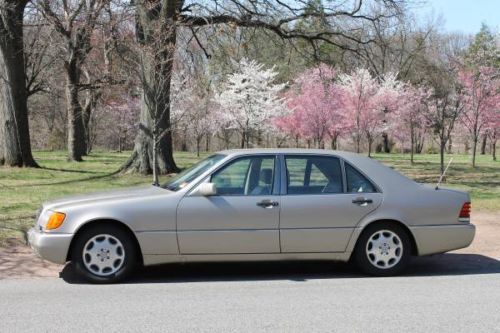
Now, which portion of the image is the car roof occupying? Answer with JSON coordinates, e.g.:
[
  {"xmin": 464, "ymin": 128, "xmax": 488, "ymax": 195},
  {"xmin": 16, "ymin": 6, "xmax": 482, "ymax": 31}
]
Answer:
[
  {"xmin": 217, "ymin": 148, "xmax": 357, "ymax": 158},
  {"xmin": 216, "ymin": 148, "xmax": 418, "ymax": 192}
]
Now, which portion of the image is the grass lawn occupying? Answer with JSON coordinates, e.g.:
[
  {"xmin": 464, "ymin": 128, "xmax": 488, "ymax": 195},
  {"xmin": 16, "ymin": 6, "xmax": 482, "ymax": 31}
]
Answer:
[{"xmin": 0, "ymin": 150, "xmax": 498, "ymax": 245}]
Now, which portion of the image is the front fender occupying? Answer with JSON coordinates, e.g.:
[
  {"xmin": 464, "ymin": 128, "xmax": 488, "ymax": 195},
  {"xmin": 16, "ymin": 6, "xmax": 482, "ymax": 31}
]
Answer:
[{"xmin": 45, "ymin": 193, "xmax": 182, "ymax": 256}]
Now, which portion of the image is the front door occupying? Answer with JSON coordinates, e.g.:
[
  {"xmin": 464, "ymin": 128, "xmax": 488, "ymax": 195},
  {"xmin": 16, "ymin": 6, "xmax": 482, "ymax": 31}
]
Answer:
[
  {"xmin": 280, "ymin": 155, "xmax": 382, "ymax": 253},
  {"xmin": 177, "ymin": 155, "xmax": 280, "ymax": 254}
]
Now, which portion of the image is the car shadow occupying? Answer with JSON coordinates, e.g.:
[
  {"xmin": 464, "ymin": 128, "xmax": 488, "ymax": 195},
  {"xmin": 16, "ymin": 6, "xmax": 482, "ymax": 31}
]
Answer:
[{"xmin": 60, "ymin": 253, "xmax": 500, "ymax": 284}]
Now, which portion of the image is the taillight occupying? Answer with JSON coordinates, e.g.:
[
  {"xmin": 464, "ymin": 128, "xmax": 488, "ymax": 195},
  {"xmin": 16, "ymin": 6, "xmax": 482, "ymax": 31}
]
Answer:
[{"xmin": 459, "ymin": 202, "xmax": 471, "ymax": 219}]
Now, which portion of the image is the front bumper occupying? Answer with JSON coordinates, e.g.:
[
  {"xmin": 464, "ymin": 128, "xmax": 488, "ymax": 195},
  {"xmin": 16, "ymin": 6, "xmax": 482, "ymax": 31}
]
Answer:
[
  {"xmin": 27, "ymin": 228, "xmax": 73, "ymax": 265},
  {"xmin": 411, "ymin": 224, "xmax": 476, "ymax": 256}
]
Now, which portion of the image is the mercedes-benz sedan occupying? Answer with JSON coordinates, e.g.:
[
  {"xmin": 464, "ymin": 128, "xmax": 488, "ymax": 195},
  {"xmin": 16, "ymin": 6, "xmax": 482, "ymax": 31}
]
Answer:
[{"xmin": 28, "ymin": 149, "xmax": 475, "ymax": 283}]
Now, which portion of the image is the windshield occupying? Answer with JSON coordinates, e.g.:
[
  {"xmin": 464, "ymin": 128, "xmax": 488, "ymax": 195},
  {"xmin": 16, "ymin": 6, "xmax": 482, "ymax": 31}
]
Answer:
[{"xmin": 163, "ymin": 154, "xmax": 226, "ymax": 191}]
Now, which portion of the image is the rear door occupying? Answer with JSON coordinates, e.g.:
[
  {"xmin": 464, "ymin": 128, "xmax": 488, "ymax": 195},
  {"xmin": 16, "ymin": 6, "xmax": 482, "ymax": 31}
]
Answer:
[{"xmin": 280, "ymin": 155, "xmax": 382, "ymax": 253}]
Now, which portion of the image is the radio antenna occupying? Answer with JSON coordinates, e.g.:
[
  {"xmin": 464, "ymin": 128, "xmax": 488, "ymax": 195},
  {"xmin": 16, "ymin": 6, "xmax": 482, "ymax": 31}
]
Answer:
[{"xmin": 436, "ymin": 158, "xmax": 453, "ymax": 190}]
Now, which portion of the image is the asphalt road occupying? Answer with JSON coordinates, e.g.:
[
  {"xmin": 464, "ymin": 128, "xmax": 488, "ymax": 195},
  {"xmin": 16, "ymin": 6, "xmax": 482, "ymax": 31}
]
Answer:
[{"xmin": 1, "ymin": 255, "xmax": 500, "ymax": 333}]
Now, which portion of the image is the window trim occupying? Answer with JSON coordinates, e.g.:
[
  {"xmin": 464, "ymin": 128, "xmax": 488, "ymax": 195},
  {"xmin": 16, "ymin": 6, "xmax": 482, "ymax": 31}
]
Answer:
[{"xmin": 283, "ymin": 154, "xmax": 345, "ymax": 196}]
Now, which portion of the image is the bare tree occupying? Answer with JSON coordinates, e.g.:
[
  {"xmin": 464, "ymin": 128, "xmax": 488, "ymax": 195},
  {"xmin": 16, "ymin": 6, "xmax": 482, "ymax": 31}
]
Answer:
[
  {"xmin": 118, "ymin": 18, "xmax": 190, "ymax": 184},
  {"xmin": 0, "ymin": 0, "xmax": 38, "ymax": 167},
  {"xmin": 426, "ymin": 91, "xmax": 464, "ymax": 174},
  {"xmin": 24, "ymin": 5, "xmax": 58, "ymax": 98},
  {"xmin": 40, "ymin": 0, "xmax": 109, "ymax": 161}
]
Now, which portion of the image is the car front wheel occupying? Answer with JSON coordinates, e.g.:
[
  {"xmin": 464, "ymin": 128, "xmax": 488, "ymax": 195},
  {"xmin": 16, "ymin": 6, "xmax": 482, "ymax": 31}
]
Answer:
[
  {"xmin": 354, "ymin": 222, "xmax": 411, "ymax": 276},
  {"xmin": 72, "ymin": 225, "xmax": 137, "ymax": 283}
]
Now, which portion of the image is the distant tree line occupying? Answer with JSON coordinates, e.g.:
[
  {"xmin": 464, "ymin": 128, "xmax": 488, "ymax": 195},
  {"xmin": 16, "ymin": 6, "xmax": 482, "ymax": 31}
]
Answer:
[{"xmin": 0, "ymin": 1, "xmax": 498, "ymax": 179}]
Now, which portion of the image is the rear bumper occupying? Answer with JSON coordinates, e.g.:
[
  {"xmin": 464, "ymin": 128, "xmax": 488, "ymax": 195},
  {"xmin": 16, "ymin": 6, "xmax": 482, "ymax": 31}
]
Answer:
[
  {"xmin": 27, "ymin": 228, "xmax": 73, "ymax": 265},
  {"xmin": 410, "ymin": 224, "xmax": 476, "ymax": 256}
]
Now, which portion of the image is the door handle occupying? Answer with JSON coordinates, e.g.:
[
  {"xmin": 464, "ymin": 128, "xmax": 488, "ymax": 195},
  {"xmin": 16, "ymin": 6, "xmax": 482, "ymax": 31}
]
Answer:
[
  {"xmin": 352, "ymin": 197, "xmax": 373, "ymax": 205},
  {"xmin": 256, "ymin": 199, "xmax": 279, "ymax": 208}
]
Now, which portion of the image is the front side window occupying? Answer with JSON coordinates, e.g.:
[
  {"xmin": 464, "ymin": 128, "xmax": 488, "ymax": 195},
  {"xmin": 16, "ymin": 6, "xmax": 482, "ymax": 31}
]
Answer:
[
  {"xmin": 285, "ymin": 156, "xmax": 343, "ymax": 195},
  {"xmin": 211, "ymin": 156, "xmax": 275, "ymax": 196},
  {"xmin": 345, "ymin": 163, "xmax": 377, "ymax": 193}
]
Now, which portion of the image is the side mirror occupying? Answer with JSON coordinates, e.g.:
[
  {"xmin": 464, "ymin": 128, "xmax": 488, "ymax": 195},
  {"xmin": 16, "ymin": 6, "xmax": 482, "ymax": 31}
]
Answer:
[{"xmin": 196, "ymin": 182, "xmax": 217, "ymax": 196}]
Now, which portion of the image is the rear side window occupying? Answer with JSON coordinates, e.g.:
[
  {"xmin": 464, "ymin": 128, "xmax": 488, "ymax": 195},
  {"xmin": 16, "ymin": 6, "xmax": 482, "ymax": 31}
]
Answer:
[
  {"xmin": 345, "ymin": 163, "xmax": 377, "ymax": 193},
  {"xmin": 285, "ymin": 156, "xmax": 343, "ymax": 195}
]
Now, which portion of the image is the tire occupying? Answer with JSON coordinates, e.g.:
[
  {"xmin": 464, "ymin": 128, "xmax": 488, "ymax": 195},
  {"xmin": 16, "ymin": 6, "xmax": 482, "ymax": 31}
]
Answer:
[
  {"xmin": 353, "ymin": 222, "xmax": 412, "ymax": 277},
  {"xmin": 72, "ymin": 224, "xmax": 137, "ymax": 283}
]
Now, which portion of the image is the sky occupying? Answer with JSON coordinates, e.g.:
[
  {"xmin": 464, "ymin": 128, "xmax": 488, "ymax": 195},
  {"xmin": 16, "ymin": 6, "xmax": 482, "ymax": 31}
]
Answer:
[{"xmin": 414, "ymin": 0, "xmax": 499, "ymax": 34}]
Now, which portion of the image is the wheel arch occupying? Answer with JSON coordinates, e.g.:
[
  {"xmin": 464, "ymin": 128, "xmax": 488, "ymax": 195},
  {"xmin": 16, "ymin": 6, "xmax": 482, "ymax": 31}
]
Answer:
[
  {"xmin": 66, "ymin": 219, "xmax": 144, "ymax": 264},
  {"xmin": 350, "ymin": 219, "xmax": 418, "ymax": 257}
]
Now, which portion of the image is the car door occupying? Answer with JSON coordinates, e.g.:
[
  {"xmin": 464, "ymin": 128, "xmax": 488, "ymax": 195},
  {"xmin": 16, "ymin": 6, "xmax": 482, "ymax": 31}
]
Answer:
[
  {"xmin": 176, "ymin": 155, "xmax": 281, "ymax": 254},
  {"xmin": 280, "ymin": 154, "xmax": 382, "ymax": 253}
]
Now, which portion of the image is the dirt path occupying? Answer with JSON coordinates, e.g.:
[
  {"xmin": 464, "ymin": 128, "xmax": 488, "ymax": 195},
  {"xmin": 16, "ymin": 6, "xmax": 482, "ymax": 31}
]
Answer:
[
  {"xmin": 0, "ymin": 238, "xmax": 62, "ymax": 279},
  {"xmin": 454, "ymin": 211, "xmax": 499, "ymax": 258},
  {"xmin": 0, "ymin": 211, "xmax": 498, "ymax": 280}
]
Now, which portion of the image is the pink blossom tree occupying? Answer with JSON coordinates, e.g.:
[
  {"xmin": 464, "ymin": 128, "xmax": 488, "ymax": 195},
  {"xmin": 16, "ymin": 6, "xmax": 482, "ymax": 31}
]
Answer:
[
  {"xmin": 278, "ymin": 64, "xmax": 345, "ymax": 149},
  {"xmin": 391, "ymin": 85, "xmax": 431, "ymax": 163},
  {"xmin": 337, "ymin": 68, "xmax": 378, "ymax": 155},
  {"xmin": 458, "ymin": 66, "xmax": 500, "ymax": 166},
  {"xmin": 273, "ymin": 110, "xmax": 303, "ymax": 147}
]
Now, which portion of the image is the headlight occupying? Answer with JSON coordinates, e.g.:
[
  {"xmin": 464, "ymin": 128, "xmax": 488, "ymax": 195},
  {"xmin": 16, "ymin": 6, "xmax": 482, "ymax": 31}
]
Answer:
[{"xmin": 45, "ymin": 212, "xmax": 66, "ymax": 230}]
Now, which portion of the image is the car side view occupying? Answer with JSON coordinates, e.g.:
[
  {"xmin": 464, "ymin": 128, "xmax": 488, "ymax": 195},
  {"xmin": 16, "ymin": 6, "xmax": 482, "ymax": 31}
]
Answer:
[{"xmin": 28, "ymin": 149, "xmax": 475, "ymax": 283}]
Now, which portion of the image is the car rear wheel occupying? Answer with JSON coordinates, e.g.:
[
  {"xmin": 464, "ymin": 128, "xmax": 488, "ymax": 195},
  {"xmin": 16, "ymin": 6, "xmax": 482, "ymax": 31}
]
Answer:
[
  {"xmin": 354, "ymin": 222, "xmax": 411, "ymax": 276},
  {"xmin": 72, "ymin": 225, "xmax": 137, "ymax": 283}
]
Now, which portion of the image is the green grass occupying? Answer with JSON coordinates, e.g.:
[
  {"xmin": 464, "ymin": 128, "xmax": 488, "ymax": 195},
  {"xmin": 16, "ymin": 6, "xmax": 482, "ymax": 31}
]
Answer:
[
  {"xmin": 372, "ymin": 153, "xmax": 499, "ymax": 210},
  {"xmin": 0, "ymin": 150, "xmax": 498, "ymax": 244}
]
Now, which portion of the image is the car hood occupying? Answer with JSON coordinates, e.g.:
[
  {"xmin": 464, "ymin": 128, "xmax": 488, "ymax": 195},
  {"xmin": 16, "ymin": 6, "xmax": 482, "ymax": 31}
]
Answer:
[{"xmin": 42, "ymin": 185, "xmax": 171, "ymax": 211}]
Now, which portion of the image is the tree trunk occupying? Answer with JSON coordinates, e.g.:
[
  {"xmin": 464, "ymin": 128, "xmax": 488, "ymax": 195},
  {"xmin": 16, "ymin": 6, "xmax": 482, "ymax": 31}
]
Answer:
[
  {"xmin": 205, "ymin": 134, "xmax": 210, "ymax": 152},
  {"xmin": 65, "ymin": 62, "xmax": 86, "ymax": 161},
  {"xmin": 118, "ymin": 134, "xmax": 122, "ymax": 153},
  {"xmin": 180, "ymin": 129, "xmax": 188, "ymax": 151},
  {"xmin": 0, "ymin": 0, "xmax": 37, "ymax": 167},
  {"xmin": 356, "ymin": 133, "xmax": 361, "ymax": 153},
  {"xmin": 480, "ymin": 133, "xmax": 487, "ymax": 155},
  {"xmin": 121, "ymin": 1, "xmax": 179, "ymax": 174},
  {"xmin": 492, "ymin": 134, "xmax": 497, "ymax": 161},
  {"xmin": 368, "ymin": 137, "xmax": 373, "ymax": 157},
  {"xmin": 0, "ymin": 106, "xmax": 4, "ymax": 165},
  {"xmin": 196, "ymin": 137, "xmax": 202, "ymax": 157},
  {"xmin": 410, "ymin": 131, "xmax": 414, "ymax": 164},
  {"xmin": 152, "ymin": 133, "xmax": 159, "ymax": 186},
  {"xmin": 82, "ymin": 87, "xmax": 101, "ymax": 155},
  {"xmin": 415, "ymin": 130, "xmax": 425, "ymax": 154},
  {"xmin": 240, "ymin": 131, "xmax": 245, "ymax": 148},
  {"xmin": 330, "ymin": 135, "xmax": 337, "ymax": 150},
  {"xmin": 382, "ymin": 132, "xmax": 390, "ymax": 153},
  {"xmin": 439, "ymin": 141, "xmax": 445, "ymax": 175},
  {"xmin": 471, "ymin": 136, "xmax": 478, "ymax": 167},
  {"xmin": 121, "ymin": 100, "xmax": 178, "ymax": 174},
  {"xmin": 221, "ymin": 130, "xmax": 231, "ymax": 150}
]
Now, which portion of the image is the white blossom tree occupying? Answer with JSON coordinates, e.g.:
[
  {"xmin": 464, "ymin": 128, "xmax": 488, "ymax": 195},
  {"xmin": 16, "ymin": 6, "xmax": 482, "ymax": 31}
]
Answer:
[{"xmin": 214, "ymin": 58, "xmax": 287, "ymax": 148}]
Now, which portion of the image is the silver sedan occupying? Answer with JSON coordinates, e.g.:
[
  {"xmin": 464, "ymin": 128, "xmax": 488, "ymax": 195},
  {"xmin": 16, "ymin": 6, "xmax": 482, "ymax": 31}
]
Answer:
[{"xmin": 28, "ymin": 149, "xmax": 475, "ymax": 283}]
